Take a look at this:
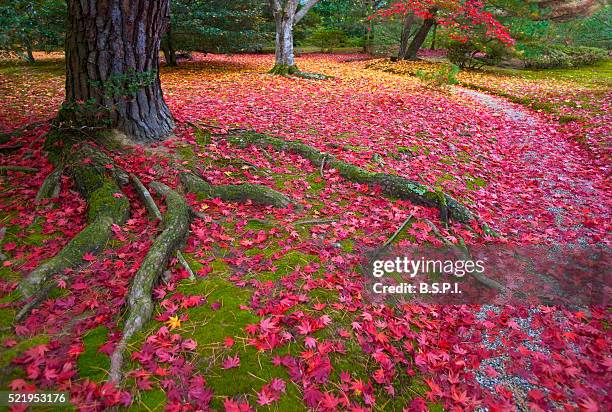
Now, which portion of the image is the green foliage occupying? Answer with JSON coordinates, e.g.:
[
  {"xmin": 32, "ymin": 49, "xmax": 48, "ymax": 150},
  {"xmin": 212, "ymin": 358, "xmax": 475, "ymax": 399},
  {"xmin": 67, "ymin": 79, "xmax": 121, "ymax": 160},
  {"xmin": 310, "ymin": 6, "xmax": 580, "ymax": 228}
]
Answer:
[
  {"xmin": 447, "ymin": 40, "xmax": 507, "ymax": 69},
  {"xmin": 309, "ymin": 27, "xmax": 347, "ymax": 51},
  {"xmin": 165, "ymin": 0, "xmax": 268, "ymax": 55},
  {"xmin": 415, "ymin": 64, "xmax": 460, "ymax": 88},
  {"xmin": 89, "ymin": 69, "xmax": 157, "ymax": 99},
  {"xmin": 0, "ymin": 0, "xmax": 65, "ymax": 62},
  {"xmin": 519, "ymin": 43, "xmax": 608, "ymax": 69}
]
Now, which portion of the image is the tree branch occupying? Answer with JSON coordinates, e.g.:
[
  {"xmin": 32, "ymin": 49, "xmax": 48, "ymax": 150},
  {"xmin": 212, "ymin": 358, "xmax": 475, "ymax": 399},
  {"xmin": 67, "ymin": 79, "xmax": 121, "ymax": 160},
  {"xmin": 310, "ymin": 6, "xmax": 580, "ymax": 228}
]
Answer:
[{"xmin": 294, "ymin": 0, "xmax": 319, "ymax": 24}]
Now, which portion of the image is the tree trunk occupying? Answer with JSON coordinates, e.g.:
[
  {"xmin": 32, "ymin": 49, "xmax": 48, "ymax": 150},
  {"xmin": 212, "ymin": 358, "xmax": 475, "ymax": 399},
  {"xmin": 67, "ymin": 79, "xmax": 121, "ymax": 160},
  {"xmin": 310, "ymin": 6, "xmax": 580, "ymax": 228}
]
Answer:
[
  {"xmin": 26, "ymin": 43, "xmax": 35, "ymax": 63},
  {"xmin": 65, "ymin": 0, "xmax": 175, "ymax": 142},
  {"xmin": 163, "ymin": 24, "xmax": 177, "ymax": 66},
  {"xmin": 397, "ymin": 14, "xmax": 415, "ymax": 60},
  {"xmin": 430, "ymin": 24, "xmax": 437, "ymax": 50},
  {"xmin": 270, "ymin": 0, "xmax": 298, "ymax": 74},
  {"xmin": 405, "ymin": 16, "xmax": 436, "ymax": 60}
]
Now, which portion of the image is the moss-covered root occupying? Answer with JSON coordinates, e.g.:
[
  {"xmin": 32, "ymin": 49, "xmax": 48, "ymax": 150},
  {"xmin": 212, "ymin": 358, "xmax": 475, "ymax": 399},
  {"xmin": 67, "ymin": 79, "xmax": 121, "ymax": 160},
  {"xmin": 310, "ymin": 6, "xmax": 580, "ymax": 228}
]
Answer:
[
  {"xmin": 225, "ymin": 131, "xmax": 496, "ymax": 234},
  {"xmin": 108, "ymin": 182, "xmax": 192, "ymax": 383},
  {"xmin": 35, "ymin": 164, "xmax": 64, "ymax": 202},
  {"xmin": 180, "ymin": 172, "xmax": 294, "ymax": 208},
  {"xmin": 269, "ymin": 64, "xmax": 299, "ymax": 75},
  {"xmin": 17, "ymin": 144, "xmax": 130, "ymax": 315}
]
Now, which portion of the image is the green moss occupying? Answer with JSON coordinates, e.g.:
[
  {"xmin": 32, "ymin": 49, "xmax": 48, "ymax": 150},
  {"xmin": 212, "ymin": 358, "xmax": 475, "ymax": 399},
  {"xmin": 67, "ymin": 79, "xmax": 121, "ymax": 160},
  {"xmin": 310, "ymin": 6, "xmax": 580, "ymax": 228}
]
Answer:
[
  {"xmin": 88, "ymin": 181, "xmax": 130, "ymax": 223},
  {"xmin": 133, "ymin": 390, "xmax": 166, "ymax": 411},
  {"xmin": 0, "ymin": 333, "xmax": 50, "ymax": 370},
  {"xmin": 77, "ymin": 326, "xmax": 109, "ymax": 382},
  {"xmin": 339, "ymin": 239, "xmax": 354, "ymax": 253},
  {"xmin": 464, "ymin": 174, "xmax": 487, "ymax": 191},
  {"xmin": 329, "ymin": 160, "xmax": 375, "ymax": 183},
  {"xmin": 272, "ymin": 250, "xmax": 319, "ymax": 276},
  {"xmin": 194, "ymin": 128, "xmax": 212, "ymax": 146}
]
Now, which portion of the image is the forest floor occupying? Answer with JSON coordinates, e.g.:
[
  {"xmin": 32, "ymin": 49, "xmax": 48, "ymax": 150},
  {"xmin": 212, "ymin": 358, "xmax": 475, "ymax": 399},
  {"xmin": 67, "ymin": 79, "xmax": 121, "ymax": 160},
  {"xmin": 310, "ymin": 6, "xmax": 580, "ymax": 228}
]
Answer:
[{"xmin": 0, "ymin": 53, "xmax": 610, "ymax": 411}]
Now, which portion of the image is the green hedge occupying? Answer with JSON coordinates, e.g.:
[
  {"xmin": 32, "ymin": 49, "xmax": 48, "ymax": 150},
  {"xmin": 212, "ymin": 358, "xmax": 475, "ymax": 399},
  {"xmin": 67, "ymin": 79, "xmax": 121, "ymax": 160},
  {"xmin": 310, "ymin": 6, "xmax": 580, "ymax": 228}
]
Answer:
[{"xmin": 519, "ymin": 44, "xmax": 608, "ymax": 69}]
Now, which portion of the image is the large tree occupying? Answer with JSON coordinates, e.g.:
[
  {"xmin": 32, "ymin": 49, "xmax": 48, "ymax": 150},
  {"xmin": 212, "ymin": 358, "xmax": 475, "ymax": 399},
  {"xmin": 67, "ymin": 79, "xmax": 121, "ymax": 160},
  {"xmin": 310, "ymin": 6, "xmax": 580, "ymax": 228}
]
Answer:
[
  {"xmin": 64, "ymin": 0, "xmax": 174, "ymax": 141},
  {"xmin": 269, "ymin": 0, "xmax": 320, "ymax": 74}
]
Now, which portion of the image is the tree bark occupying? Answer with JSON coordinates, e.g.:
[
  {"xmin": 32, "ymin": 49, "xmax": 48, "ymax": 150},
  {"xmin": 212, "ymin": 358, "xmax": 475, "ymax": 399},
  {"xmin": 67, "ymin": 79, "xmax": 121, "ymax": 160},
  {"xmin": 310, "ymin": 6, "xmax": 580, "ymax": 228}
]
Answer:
[
  {"xmin": 65, "ymin": 0, "xmax": 175, "ymax": 142},
  {"xmin": 405, "ymin": 15, "xmax": 436, "ymax": 60},
  {"xmin": 269, "ymin": 0, "xmax": 319, "ymax": 74},
  {"xmin": 270, "ymin": 0, "xmax": 298, "ymax": 73},
  {"xmin": 397, "ymin": 14, "xmax": 415, "ymax": 60}
]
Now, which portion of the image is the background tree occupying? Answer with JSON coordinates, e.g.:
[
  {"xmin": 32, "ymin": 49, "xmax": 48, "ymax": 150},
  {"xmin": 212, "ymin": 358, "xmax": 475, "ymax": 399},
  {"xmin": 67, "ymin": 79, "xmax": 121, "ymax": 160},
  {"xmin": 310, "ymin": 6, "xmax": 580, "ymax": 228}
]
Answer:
[
  {"xmin": 63, "ymin": 0, "xmax": 174, "ymax": 141},
  {"xmin": 269, "ymin": 0, "xmax": 321, "ymax": 74},
  {"xmin": 162, "ymin": 0, "xmax": 267, "ymax": 66},
  {"xmin": 0, "ymin": 0, "xmax": 65, "ymax": 63},
  {"xmin": 374, "ymin": 0, "xmax": 514, "ymax": 60}
]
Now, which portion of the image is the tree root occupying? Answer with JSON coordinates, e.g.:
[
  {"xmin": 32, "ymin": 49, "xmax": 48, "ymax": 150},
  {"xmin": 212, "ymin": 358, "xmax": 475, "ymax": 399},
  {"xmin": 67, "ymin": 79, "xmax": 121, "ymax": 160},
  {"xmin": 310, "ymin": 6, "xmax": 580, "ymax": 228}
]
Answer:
[
  {"xmin": 0, "ymin": 120, "xmax": 48, "ymax": 144},
  {"xmin": 0, "ymin": 166, "xmax": 39, "ymax": 174},
  {"xmin": 180, "ymin": 172, "xmax": 294, "ymax": 209},
  {"xmin": 17, "ymin": 143, "xmax": 130, "ymax": 320},
  {"xmin": 223, "ymin": 131, "xmax": 498, "ymax": 236},
  {"xmin": 35, "ymin": 164, "xmax": 64, "ymax": 202},
  {"xmin": 108, "ymin": 182, "xmax": 192, "ymax": 383},
  {"xmin": 131, "ymin": 174, "xmax": 195, "ymax": 280},
  {"xmin": 268, "ymin": 64, "xmax": 332, "ymax": 80},
  {"xmin": 269, "ymin": 64, "xmax": 300, "ymax": 75}
]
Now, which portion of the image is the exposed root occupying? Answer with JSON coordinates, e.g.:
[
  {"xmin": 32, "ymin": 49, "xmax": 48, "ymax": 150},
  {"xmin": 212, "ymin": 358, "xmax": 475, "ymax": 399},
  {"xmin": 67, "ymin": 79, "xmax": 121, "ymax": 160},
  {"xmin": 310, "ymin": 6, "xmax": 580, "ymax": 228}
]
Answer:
[
  {"xmin": 269, "ymin": 64, "xmax": 300, "ymax": 75},
  {"xmin": 17, "ymin": 143, "xmax": 130, "ymax": 320},
  {"xmin": 131, "ymin": 174, "xmax": 195, "ymax": 280},
  {"xmin": 130, "ymin": 174, "xmax": 163, "ymax": 220},
  {"xmin": 382, "ymin": 215, "xmax": 414, "ymax": 248},
  {"xmin": 35, "ymin": 164, "xmax": 64, "ymax": 202},
  {"xmin": 0, "ymin": 166, "xmax": 39, "ymax": 174},
  {"xmin": 0, "ymin": 120, "xmax": 48, "ymax": 144},
  {"xmin": 293, "ymin": 218, "xmax": 336, "ymax": 226},
  {"xmin": 292, "ymin": 71, "xmax": 333, "ymax": 80},
  {"xmin": 268, "ymin": 64, "xmax": 332, "ymax": 80},
  {"xmin": 224, "ymin": 131, "xmax": 497, "ymax": 236},
  {"xmin": 108, "ymin": 181, "xmax": 192, "ymax": 383},
  {"xmin": 180, "ymin": 172, "xmax": 294, "ymax": 209}
]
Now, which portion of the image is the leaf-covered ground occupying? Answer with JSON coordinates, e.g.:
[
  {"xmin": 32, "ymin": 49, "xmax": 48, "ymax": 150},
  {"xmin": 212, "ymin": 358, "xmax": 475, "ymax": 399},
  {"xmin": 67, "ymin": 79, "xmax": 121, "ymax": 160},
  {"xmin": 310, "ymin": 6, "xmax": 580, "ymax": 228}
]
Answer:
[{"xmin": 0, "ymin": 53, "xmax": 610, "ymax": 411}]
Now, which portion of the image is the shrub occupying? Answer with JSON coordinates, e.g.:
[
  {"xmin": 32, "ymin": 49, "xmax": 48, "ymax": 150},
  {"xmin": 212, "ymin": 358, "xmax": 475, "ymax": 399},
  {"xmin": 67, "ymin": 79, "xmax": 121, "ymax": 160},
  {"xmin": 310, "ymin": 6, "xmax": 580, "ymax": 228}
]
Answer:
[
  {"xmin": 447, "ymin": 40, "xmax": 507, "ymax": 69},
  {"xmin": 309, "ymin": 27, "xmax": 347, "ymax": 52},
  {"xmin": 519, "ymin": 44, "xmax": 608, "ymax": 69}
]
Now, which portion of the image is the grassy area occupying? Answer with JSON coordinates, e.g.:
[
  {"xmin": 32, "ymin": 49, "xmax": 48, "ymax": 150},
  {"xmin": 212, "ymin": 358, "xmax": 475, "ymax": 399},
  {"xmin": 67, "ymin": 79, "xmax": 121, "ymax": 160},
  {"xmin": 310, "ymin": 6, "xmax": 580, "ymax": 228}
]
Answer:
[{"xmin": 481, "ymin": 60, "xmax": 612, "ymax": 88}]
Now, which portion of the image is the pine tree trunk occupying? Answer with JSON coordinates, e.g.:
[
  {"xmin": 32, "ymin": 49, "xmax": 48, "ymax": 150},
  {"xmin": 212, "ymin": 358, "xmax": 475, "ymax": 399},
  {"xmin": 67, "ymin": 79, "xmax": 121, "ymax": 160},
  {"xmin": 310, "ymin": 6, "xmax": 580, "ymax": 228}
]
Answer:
[
  {"xmin": 398, "ymin": 14, "xmax": 415, "ymax": 60},
  {"xmin": 405, "ymin": 16, "xmax": 436, "ymax": 60},
  {"xmin": 65, "ymin": 0, "xmax": 175, "ymax": 142}
]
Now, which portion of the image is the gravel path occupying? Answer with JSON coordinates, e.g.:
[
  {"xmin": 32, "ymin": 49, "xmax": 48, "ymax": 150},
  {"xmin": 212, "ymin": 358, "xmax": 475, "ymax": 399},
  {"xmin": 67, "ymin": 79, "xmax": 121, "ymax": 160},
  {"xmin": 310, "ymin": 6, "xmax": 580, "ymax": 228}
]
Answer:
[{"xmin": 457, "ymin": 88, "xmax": 610, "ymax": 411}]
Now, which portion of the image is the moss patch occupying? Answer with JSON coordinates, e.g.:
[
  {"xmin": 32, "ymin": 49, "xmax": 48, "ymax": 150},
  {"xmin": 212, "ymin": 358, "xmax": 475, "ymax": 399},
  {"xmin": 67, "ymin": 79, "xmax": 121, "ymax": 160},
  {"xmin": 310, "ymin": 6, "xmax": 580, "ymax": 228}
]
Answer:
[{"xmin": 77, "ymin": 326, "xmax": 110, "ymax": 382}]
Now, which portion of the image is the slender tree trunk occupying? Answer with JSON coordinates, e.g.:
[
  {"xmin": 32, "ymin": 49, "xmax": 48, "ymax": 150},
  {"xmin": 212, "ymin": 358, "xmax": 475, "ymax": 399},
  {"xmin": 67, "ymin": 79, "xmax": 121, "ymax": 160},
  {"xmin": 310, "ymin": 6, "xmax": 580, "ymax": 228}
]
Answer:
[
  {"xmin": 163, "ymin": 24, "xmax": 177, "ymax": 66},
  {"xmin": 397, "ymin": 14, "xmax": 415, "ymax": 60},
  {"xmin": 26, "ymin": 43, "xmax": 35, "ymax": 63},
  {"xmin": 405, "ymin": 16, "xmax": 436, "ymax": 60},
  {"xmin": 65, "ymin": 0, "xmax": 175, "ymax": 142},
  {"xmin": 430, "ymin": 24, "xmax": 437, "ymax": 50},
  {"xmin": 270, "ymin": 0, "xmax": 298, "ymax": 74}
]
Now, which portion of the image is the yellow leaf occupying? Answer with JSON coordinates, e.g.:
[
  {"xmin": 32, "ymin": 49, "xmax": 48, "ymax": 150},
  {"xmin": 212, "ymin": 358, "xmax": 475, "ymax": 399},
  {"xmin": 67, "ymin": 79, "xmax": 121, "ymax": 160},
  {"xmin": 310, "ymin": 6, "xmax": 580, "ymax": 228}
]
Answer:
[{"xmin": 166, "ymin": 315, "xmax": 181, "ymax": 330}]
